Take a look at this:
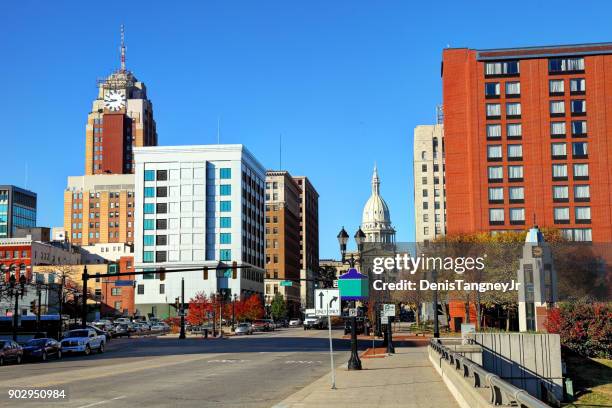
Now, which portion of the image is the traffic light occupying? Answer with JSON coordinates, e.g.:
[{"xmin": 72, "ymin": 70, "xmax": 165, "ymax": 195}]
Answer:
[
  {"xmin": 175, "ymin": 297, "xmax": 180, "ymax": 308},
  {"xmin": 159, "ymin": 272, "xmax": 166, "ymax": 281},
  {"xmin": 30, "ymin": 300, "xmax": 36, "ymax": 313},
  {"xmin": 203, "ymin": 266, "xmax": 208, "ymax": 280},
  {"xmin": 232, "ymin": 262, "xmax": 237, "ymax": 279}
]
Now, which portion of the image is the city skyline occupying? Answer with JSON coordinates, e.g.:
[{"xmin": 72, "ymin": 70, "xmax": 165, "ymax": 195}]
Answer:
[{"xmin": 3, "ymin": 1, "xmax": 612, "ymax": 258}]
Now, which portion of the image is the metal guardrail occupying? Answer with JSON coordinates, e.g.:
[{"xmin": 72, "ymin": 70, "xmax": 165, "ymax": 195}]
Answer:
[{"xmin": 429, "ymin": 339, "xmax": 550, "ymax": 408}]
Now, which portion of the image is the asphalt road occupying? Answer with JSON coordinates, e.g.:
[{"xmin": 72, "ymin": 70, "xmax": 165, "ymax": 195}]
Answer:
[{"xmin": 0, "ymin": 328, "xmax": 361, "ymax": 408}]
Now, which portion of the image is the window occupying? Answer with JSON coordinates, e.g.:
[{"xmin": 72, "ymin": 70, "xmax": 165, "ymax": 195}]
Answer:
[
  {"xmin": 554, "ymin": 207, "xmax": 570, "ymax": 223},
  {"xmin": 489, "ymin": 208, "xmax": 504, "ymax": 224},
  {"xmin": 143, "ymin": 251, "xmax": 154, "ymax": 263},
  {"xmin": 552, "ymin": 164, "xmax": 568, "ymax": 180},
  {"xmin": 156, "ymin": 219, "xmax": 167, "ymax": 230},
  {"xmin": 488, "ymin": 187, "xmax": 504, "ymax": 203},
  {"xmin": 156, "ymin": 170, "xmax": 167, "ymax": 181},
  {"xmin": 485, "ymin": 61, "xmax": 519, "ymax": 76},
  {"xmin": 424, "ymin": 227, "xmax": 429, "ymax": 235},
  {"xmin": 486, "ymin": 103, "xmax": 501, "ymax": 118},
  {"xmin": 575, "ymin": 207, "xmax": 591, "ymax": 223},
  {"xmin": 486, "ymin": 124, "xmax": 502, "ymax": 139},
  {"xmin": 571, "ymin": 100, "xmax": 586, "ymax": 115},
  {"xmin": 574, "ymin": 185, "xmax": 590, "ymax": 202},
  {"xmin": 144, "ymin": 187, "xmax": 155, "ymax": 198},
  {"xmin": 570, "ymin": 78, "xmax": 586, "ymax": 94},
  {"xmin": 423, "ymin": 214, "xmax": 429, "ymax": 222},
  {"xmin": 156, "ymin": 251, "xmax": 167, "ymax": 262},
  {"xmin": 156, "ymin": 203, "xmax": 167, "ymax": 214},
  {"xmin": 422, "ymin": 177, "xmax": 427, "ymax": 185},
  {"xmin": 553, "ymin": 186, "xmax": 569, "ymax": 202},
  {"xmin": 485, "ymin": 82, "xmax": 500, "ymax": 97},
  {"xmin": 572, "ymin": 121, "xmax": 587, "ymax": 136},
  {"xmin": 144, "ymin": 235, "xmax": 154, "ymax": 246},
  {"xmin": 220, "ymin": 185, "xmax": 231, "ymax": 195},
  {"xmin": 156, "ymin": 187, "xmax": 167, "ymax": 197},
  {"xmin": 220, "ymin": 217, "xmax": 231, "ymax": 228},
  {"xmin": 488, "ymin": 166, "xmax": 503, "ymax": 182},
  {"xmin": 551, "ymin": 122, "xmax": 566, "ymax": 137},
  {"xmin": 220, "ymin": 201, "xmax": 231, "ymax": 212},
  {"xmin": 505, "ymin": 81, "xmax": 520, "ymax": 96},
  {"xmin": 421, "ymin": 164, "xmax": 427, "ymax": 172},
  {"xmin": 220, "ymin": 168, "xmax": 232, "ymax": 179},
  {"xmin": 220, "ymin": 249, "xmax": 231, "ymax": 261},
  {"xmin": 144, "ymin": 170, "xmax": 155, "ymax": 181},
  {"xmin": 508, "ymin": 165, "xmax": 523, "ymax": 181},
  {"xmin": 156, "ymin": 235, "xmax": 167, "ymax": 245},
  {"xmin": 220, "ymin": 233, "xmax": 231, "ymax": 244},
  {"xmin": 487, "ymin": 145, "xmax": 502, "ymax": 161},
  {"xmin": 111, "ymin": 288, "xmax": 122, "ymax": 296},
  {"xmin": 550, "ymin": 101, "xmax": 565, "ymax": 116},
  {"xmin": 509, "ymin": 187, "xmax": 524, "ymax": 202},
  {"xmin": 549, "ymin": 57, "xmax": 584, "ymax": 73},
  {"xmin": 574, "ymin": 228, "xmax": 592, "ymax": 242},
  {"xmin": 572, "ymin": 142, "xmax": 588, "ymax": 158},
  {"xmin": 422, "ymin": 202, "xmax": 428, "ymax": 210},
  {"xmin": 137, "ymin": 284, "xmax": 145, "ymax": 295},
  {"xmin": 509, "ymin": 208, "xmax": 525, "ymax": 224},
  {"xmin": 573, "ymin": 163, "xmax": 589, "ymax": 180},
  {"xmin": 144, "ymin": 219, "xmax": 155, "ymax": 230},
  {"xmin": 549, "ymin": 79, "xmax": 564, "ymax": 95},
  {"xmin": 144, "ymin": 203, "xmax": 155, "ymax": 214},
  {"xmin": 507, "ymin": 144, "xmax": 523, "ymax": 160},
  {"xmin": 506, "ymin": 102, "xmax": 521, "ymax": 117},
  {"xmin": 422, "ymin": 189, "xmax": 428, "ymax": 197},
  {"xmin": 507, "ymin": 123, "xmax": 522, "ymax": 139},
  {"xmin": 159, "ymin": 284, "xmax": 165, "ymax": 295},
  {"xmin": 551, "ymin": 142, "xmax": 567, "ymax": 159}
]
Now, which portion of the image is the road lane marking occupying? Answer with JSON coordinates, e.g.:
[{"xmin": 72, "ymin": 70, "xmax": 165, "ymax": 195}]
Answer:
[{"xmin": 77, "ymin": 395, "xmax": 126, "ymax": 408}]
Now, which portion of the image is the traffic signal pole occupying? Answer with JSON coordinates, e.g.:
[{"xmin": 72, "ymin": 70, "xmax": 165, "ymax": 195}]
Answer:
[{"xmin": 179, "ymin": 277, "xmax": 186, "ymax": 339}]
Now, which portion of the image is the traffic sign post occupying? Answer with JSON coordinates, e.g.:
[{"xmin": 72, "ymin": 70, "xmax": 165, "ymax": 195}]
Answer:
[
  {"xmin": 314, "ymin": 288, "xmax": 340, "ymax": 389},
  {"xmin": 383, "ymin": 304, "xmax": 396, "ymax": 317}
]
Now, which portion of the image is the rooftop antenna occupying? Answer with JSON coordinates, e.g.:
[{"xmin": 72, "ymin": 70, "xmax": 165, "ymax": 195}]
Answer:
[
  {"xmin": 120, "ymin": 24, "xmax": 126, "ymax": 71},
  {"xmin": 217, "ymin": 117, "xmax": 220, "ymax": 144}
]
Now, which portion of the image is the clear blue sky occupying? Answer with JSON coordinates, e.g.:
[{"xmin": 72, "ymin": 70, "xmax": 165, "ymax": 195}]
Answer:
[{"xmin": 1, "ymin": 1, "xmax": 610, "ymax": 259}]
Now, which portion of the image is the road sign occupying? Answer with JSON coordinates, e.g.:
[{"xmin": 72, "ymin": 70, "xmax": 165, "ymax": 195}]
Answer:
[
  {"xmin": 115, "ymin": 280, "xmax": 134, "ymax": 287},
  {"xmin": 280, "ymin": 280, "xmax": 293, "ymax": 287},
  {"xmin": 381, "ymin": 316, "xmax": 389, "ymax": 324},
  {"xmin": 383, "ymin": 304, "xmax": 396, "ymax": 317},
  {"xmin": 348, "ymin": 308, "xmax": 357, "ymax": 317},
  {"xmin": 314, "ymin": 289, "xmax": 340, "ymax": 316}
]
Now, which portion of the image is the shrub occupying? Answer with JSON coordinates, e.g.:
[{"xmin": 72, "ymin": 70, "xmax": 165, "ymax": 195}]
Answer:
[{"xmin": 545, "ymin": 299, "xmax": 611, "ymax": 358}]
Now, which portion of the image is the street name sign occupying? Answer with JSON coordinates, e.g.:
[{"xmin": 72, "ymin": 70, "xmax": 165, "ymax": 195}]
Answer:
[
  {"xmin": 280, "ymin": 280, "xmax": 293, "ymax": 287},
  {"xmin": 314, "ymin": 289, "xmax": 340, "ymax": 316}
]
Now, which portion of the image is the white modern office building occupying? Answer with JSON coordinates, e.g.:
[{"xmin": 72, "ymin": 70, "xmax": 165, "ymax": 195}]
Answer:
[{"xmin": 133, "ymin": 145, "xmax": 266, "ymax": 318}]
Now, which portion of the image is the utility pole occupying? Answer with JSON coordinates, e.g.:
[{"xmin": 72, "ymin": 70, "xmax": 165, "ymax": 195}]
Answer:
[{"xmin": 179, "ymin": 278, "xmax": 186, "ymax": 339}]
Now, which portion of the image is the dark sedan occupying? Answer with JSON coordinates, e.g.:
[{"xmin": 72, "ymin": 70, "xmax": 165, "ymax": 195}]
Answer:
[
  {"xmin": 0, "ymin": 340, "xmax": 23, "ymax": 365},
  {"xmin": 22, "ymin": 338, "xmax": 62, "ymax": 362}
]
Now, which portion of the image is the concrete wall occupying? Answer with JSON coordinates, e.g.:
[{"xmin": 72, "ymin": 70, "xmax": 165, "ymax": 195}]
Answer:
[{"xmin": 468, "ymin": 332, "xmax": 563, "ymax": 402}]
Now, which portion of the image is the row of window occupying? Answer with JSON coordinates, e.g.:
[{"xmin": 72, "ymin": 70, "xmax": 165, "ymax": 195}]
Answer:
[
  {"xmin": 488, "ymin": 185, "xmax": 589, "ymax": 203},
  {"xmin": 485, "ymin": 121, "xmax": 587, "ymax": 140},
  {"xmin": 144, "ymin": 168, "xmax": 231, "ymax": 182},
  {"xmin": 143, "ymin": 249, "xmax": 232, "ymax": 263},
  {"xmin": 0, "ymin": 251, "xmax": 28, "ymax": 259},
  {"xmin": 486, "ymin": 144, "xmax": 523, "ymax": 161},
  {"xmin": 487, "ymin": 163, "xmax": 589, "ymax": 181},
  {"xmin": 485, "ymin": 100, "xmax": 586, "ymax": 119},
  {"xmin": 142, "ymin": 232, "xmax": 231, "ymax": 246},
  {"xmin": 484, "ymin": 57, "xmax": 584, "ymax": 78},
  {"xmin": 489, "ymin": 206, "xmax": 591, "ymax": 225},
  {"xmin": 551, "ymin": 142, "xmax": 588, "ymax": 158}
]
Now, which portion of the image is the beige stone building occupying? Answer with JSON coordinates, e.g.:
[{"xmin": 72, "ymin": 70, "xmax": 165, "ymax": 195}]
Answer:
[{"xmin": 413, "ymin": 124, "xmax": 446, "ymax": 243}]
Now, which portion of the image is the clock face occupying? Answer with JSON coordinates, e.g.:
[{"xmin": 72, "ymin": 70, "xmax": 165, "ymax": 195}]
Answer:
[{"xmin": 104, "ymin": 89, "xmax": 126, "ymax": 112}]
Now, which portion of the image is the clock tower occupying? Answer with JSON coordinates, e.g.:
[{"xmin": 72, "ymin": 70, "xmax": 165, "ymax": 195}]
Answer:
[{"xmin": 84, "ymin": 26, "xmax": 157, "ymax": 175}]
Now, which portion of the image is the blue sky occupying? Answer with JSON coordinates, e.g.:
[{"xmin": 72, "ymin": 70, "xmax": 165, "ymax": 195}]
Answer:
[{"xmin": 1, "ymin": 1, "xmax": 610, "ymax": 259}]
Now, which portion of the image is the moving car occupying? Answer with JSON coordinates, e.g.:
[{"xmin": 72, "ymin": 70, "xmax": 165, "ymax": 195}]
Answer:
[
  {"xmin": 289, "ymin": 318, "xmax": 302, "ymax": 327},
  {"xmin": 303, "ymin": 310, "xmax": 328, "ymax": 330},
  {"xmin": 60, "ymin": 329, "xmax": 105, "ymax": 355},
  {"xmin": 252, "ymin": 320, "xmax": 272, "ymax": 332},
  {"xmin": 234, "ymin": 323, "xmax": 253, "ymax": 335},
  {"xmin": 22, "ymin": 338, "xmax": 62, "ymax": 361},
  {"xmin": 88, "ymin": 325, "xmax": 112, "ymax": 342},
  {"xmin": 0, "ymin": 340, "xmax": 23, "ymax": 365}
]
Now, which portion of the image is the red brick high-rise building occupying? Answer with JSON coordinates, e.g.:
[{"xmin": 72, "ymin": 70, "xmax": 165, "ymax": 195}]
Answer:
[{"xmin": 443, "ymin": 43, "xmax": 612, "ymax": 242}]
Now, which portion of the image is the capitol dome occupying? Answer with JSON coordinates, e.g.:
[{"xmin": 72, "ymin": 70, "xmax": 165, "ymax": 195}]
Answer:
[{"xmin": 361, "ymin": 165, "xmax": 396, "ymax": 243}]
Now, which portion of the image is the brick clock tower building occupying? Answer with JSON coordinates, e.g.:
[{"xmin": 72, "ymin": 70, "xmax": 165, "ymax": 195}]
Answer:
[
  {"xmin": 64, "ymin": 27, "xmax": 157, "ymax": 246},
  {"xmin": 443, "ymin": 43, "xmax": 612, "ymax": 242}
]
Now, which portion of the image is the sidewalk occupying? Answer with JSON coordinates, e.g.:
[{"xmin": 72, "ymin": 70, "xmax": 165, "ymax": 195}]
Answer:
[{"xmin": 273, "ymin": 346, "xmax": 458, "ymax": 408}]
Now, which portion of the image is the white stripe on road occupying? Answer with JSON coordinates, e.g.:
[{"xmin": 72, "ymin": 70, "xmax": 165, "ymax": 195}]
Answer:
[{"xmin": 77, "ymin": 395, "xmax": 126, "ymax": 408}]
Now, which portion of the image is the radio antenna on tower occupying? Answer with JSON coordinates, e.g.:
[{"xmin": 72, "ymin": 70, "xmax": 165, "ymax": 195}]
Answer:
[{"xmin": 120, "ymin": 24, "xmax": 126, "ymax": 71}]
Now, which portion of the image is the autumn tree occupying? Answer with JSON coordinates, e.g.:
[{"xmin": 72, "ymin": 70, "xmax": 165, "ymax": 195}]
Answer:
[{"xmin": 187, "ymin": 292, "xmax": 212, "ymax": 326}]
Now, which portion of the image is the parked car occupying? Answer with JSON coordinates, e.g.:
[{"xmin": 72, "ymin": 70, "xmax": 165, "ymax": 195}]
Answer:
[
  {"xmin": 22, "ymin": 338, "xmax": 62, "ymax": 361},
  {"xmin": 150, "ymin": 322, "xmax": 169, "ymax": 333},
  {"xmin": 88, "ymin": 325, "xmax": 111, "ymax": 342},
  {"xmin": 304, "ymin": 313, "xmax": 328, "ymax": 330},
  {"xmin": 0, "ymin": 340, "xmax": 23, "ymax": 365},
  {"xmin": 113, "ymin": 324, "xmax": 130, "ymax": 338},
  {"xmin": 60, "ymin": 329, "xmax": 105, "ymax": 355},
  {"xmin": 252, "ymin": 319, "xmax": 271, "ymax": 332},
  {"xmin": 263, "ymin": 319, "xmax": 276, "ymax": 331},
  {"xmin": 289, "ymin": 318, "xmax": 302, "ymax": 327},
  {"xmin": 234, "ymin": 323, "xmax": 253, "ymax": 335}
]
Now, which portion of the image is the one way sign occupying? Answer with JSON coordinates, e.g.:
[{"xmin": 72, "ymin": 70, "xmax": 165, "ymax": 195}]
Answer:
[{"xmin": 314, "ymin": 289, "xmax": 340, "ymax": 316}]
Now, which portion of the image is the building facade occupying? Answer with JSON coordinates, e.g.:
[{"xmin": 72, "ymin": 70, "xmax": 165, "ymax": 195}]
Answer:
[
  {"xmin": 414, "ymin": 124, "xmax": 446, "ymax": 243},
  {"xmin": 293, "ymin": 176, "xmax": 319, "ymax": 309},
  {"xmin": 133, "ymin": 145, "xmax": 265, "ymax": 318},
  {"xmin": 63, "ymin": 174, "xmax": 135, "ymax": 246},
  {"xmin": 443, "ymin": 43, "xmax": 612, "ymax": 242},
  {"xmin": 264, "ymin": 171, "xmax": 302, "ymax": 315},
  {"xmin": 0, "ymin": 186, "xmax": 37, "ymax": 239}
]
